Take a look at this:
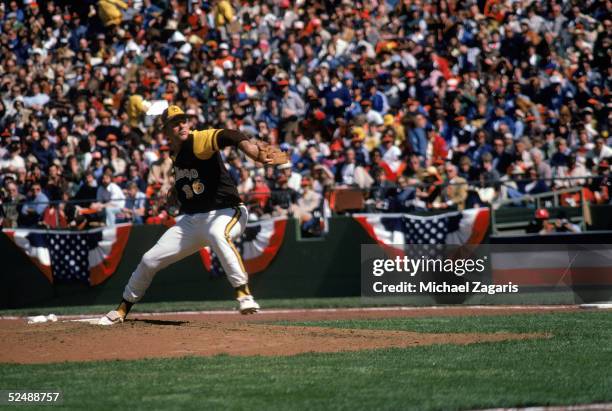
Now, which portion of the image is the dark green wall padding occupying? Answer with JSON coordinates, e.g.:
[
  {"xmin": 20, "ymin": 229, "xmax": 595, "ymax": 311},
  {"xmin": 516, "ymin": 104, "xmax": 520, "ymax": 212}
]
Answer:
[
  {"xmin": 1, "ymin": 218, "xmax": 374, "ymax": 309},
  {"xmin": 2, "ymin": 208, "xmax": 612, "ymax": 309}
]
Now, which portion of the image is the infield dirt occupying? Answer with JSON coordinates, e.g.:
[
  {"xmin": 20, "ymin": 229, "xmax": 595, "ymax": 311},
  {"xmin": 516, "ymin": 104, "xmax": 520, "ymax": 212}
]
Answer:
[{"xmin": 0, "ymin": 306, "xmax": 567, "ymax": 364}]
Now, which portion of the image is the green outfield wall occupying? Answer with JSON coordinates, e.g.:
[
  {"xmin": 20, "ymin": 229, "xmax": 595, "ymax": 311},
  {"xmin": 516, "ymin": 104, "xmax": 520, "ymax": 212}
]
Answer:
[
  {"xmin": 2, "ymin": 211, "xmax": 612, "ymax": 309},
  {"xmin": 1, "ymin": 218, "xmax": 374, "ymax": 309}
]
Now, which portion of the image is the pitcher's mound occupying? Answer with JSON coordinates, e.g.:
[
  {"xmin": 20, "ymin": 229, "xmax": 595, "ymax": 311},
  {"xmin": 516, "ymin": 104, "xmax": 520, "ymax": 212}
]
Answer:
[{"xmin": 0, "ymin": 318, "xmax": 545, "ymax": 364}]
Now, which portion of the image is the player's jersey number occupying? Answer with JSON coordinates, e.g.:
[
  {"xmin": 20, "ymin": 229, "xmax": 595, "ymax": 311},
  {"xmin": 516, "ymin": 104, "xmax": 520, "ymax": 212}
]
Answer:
[{"xmin": 182, "ymin": 179, "xmax": 205, "ymax": 199}]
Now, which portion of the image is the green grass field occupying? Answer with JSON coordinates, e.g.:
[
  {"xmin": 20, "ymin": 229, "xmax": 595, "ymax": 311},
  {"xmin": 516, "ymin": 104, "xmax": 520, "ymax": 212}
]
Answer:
[{"xmin": 1, "ymin": 309, "xmax": 611, "ymax": 410}]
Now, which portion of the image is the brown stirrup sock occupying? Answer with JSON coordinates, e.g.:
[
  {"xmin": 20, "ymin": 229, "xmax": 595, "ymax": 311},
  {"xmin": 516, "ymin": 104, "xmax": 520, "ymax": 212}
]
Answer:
[
  {"xmin": 235, "ymin": 284, "xmax": 251, "ymax": 298},
  {"xmin": 116, "ymin": 299, "xmax": 134, "ymax": 319}
]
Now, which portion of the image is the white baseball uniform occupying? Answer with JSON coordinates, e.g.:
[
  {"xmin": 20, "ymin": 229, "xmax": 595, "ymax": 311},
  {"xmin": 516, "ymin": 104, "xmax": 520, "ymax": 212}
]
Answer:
[
  {"xmin": 121, "ymin": 127, "xmax": 253, "ymax": 303},
  {"xmin": 122, "ymin": 205, "xmax": 248, "ymax": 303}
]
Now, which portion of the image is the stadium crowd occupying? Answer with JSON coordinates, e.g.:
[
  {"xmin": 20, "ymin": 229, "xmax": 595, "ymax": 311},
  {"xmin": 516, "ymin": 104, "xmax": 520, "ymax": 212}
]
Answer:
[{"xmin": 0, "ymin": 0, "xmax": 610, "ymax": 231}]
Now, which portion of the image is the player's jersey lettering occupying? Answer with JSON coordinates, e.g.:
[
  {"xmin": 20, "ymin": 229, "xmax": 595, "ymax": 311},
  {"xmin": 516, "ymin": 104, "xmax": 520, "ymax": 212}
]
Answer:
[{"xmin": 175, "ymin": 167, "xmax": 199, "ymax": 181}]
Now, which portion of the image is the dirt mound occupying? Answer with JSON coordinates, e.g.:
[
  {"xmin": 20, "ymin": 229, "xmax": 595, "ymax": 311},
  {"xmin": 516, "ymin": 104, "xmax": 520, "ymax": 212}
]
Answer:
[
  {"xmin": 132, "ymin": 305, "xmax": 577, "ymax": 323},
  {"xmin": 0, "ymin": 315, "xmax": 546, "ymax": 364}
]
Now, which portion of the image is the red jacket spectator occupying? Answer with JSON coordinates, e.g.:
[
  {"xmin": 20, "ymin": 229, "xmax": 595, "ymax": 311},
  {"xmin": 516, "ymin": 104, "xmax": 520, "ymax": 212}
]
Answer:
[{"xmin": 429, "ymin": 133, "xmax": 449, "ymax": 165}]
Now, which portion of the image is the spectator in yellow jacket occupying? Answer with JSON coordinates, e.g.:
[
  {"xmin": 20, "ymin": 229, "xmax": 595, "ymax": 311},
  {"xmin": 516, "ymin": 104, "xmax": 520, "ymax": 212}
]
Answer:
[
  {"xmin": 126, "ymin": 95, "xmax": 149, "ymax": 128},
  {"xmin": 214, "ymin": 0, "xmax": 234, "ymax": 26},
  {"xmin": 98, "ymin": 0, "xmax": 127, "ymax": 27}
]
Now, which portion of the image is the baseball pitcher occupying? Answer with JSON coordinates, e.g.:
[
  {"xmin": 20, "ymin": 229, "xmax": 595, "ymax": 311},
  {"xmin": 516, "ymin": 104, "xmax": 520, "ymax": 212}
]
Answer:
[{"xmin": 100, "ymin": 105, "xmax": 288, "ymax": 325}]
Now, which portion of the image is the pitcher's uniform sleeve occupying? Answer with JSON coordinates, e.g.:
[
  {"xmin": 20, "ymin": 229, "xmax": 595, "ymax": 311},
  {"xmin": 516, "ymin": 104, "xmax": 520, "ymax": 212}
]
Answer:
[
  {"xmin": 217, "ymin": 129, "xmax": 248, "ymax": 148},
  {"xmin": 193, "ymin": 129, "xmax": 249, "ymax": 160},
  {"xmin": 192, "ymin": 129, "xmax": 221, "ymax": 160}
]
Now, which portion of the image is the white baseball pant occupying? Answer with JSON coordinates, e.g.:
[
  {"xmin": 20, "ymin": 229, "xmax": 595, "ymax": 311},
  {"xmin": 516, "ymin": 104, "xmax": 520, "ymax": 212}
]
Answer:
[{"xmin": 122, "ymin": 205, "xmax": 249, "ymax": 303}]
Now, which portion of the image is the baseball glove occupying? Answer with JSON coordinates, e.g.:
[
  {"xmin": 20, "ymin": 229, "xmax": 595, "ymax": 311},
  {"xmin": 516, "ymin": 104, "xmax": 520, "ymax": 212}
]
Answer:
[{"xmin": 255, "ymin": 141, "xmax": 289, "ymax": 165}]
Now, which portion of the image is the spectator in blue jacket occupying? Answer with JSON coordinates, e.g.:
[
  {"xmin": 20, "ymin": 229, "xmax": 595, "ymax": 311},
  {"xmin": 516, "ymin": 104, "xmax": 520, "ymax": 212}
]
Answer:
[
  {"xmin": 323, "ymin": 73, "xmax": 351, "ymax": 120},
  {"xmin": 20, "ymin": 182, "xmax": 49, "ymax": 226},
  {"xmin": 408, "ymin": 114, "xmax": 428, "ymax": 160},
  {"xmin": 468, "ymin": 129, "xmax": 493, "ymax": 165},
  {"xmin": 368, "ymin": 84, "xmax": 389, "ymax": 115},
  {"xmin": 32, "ymin": 136, "xmax": 56, "ymax": 170}
]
